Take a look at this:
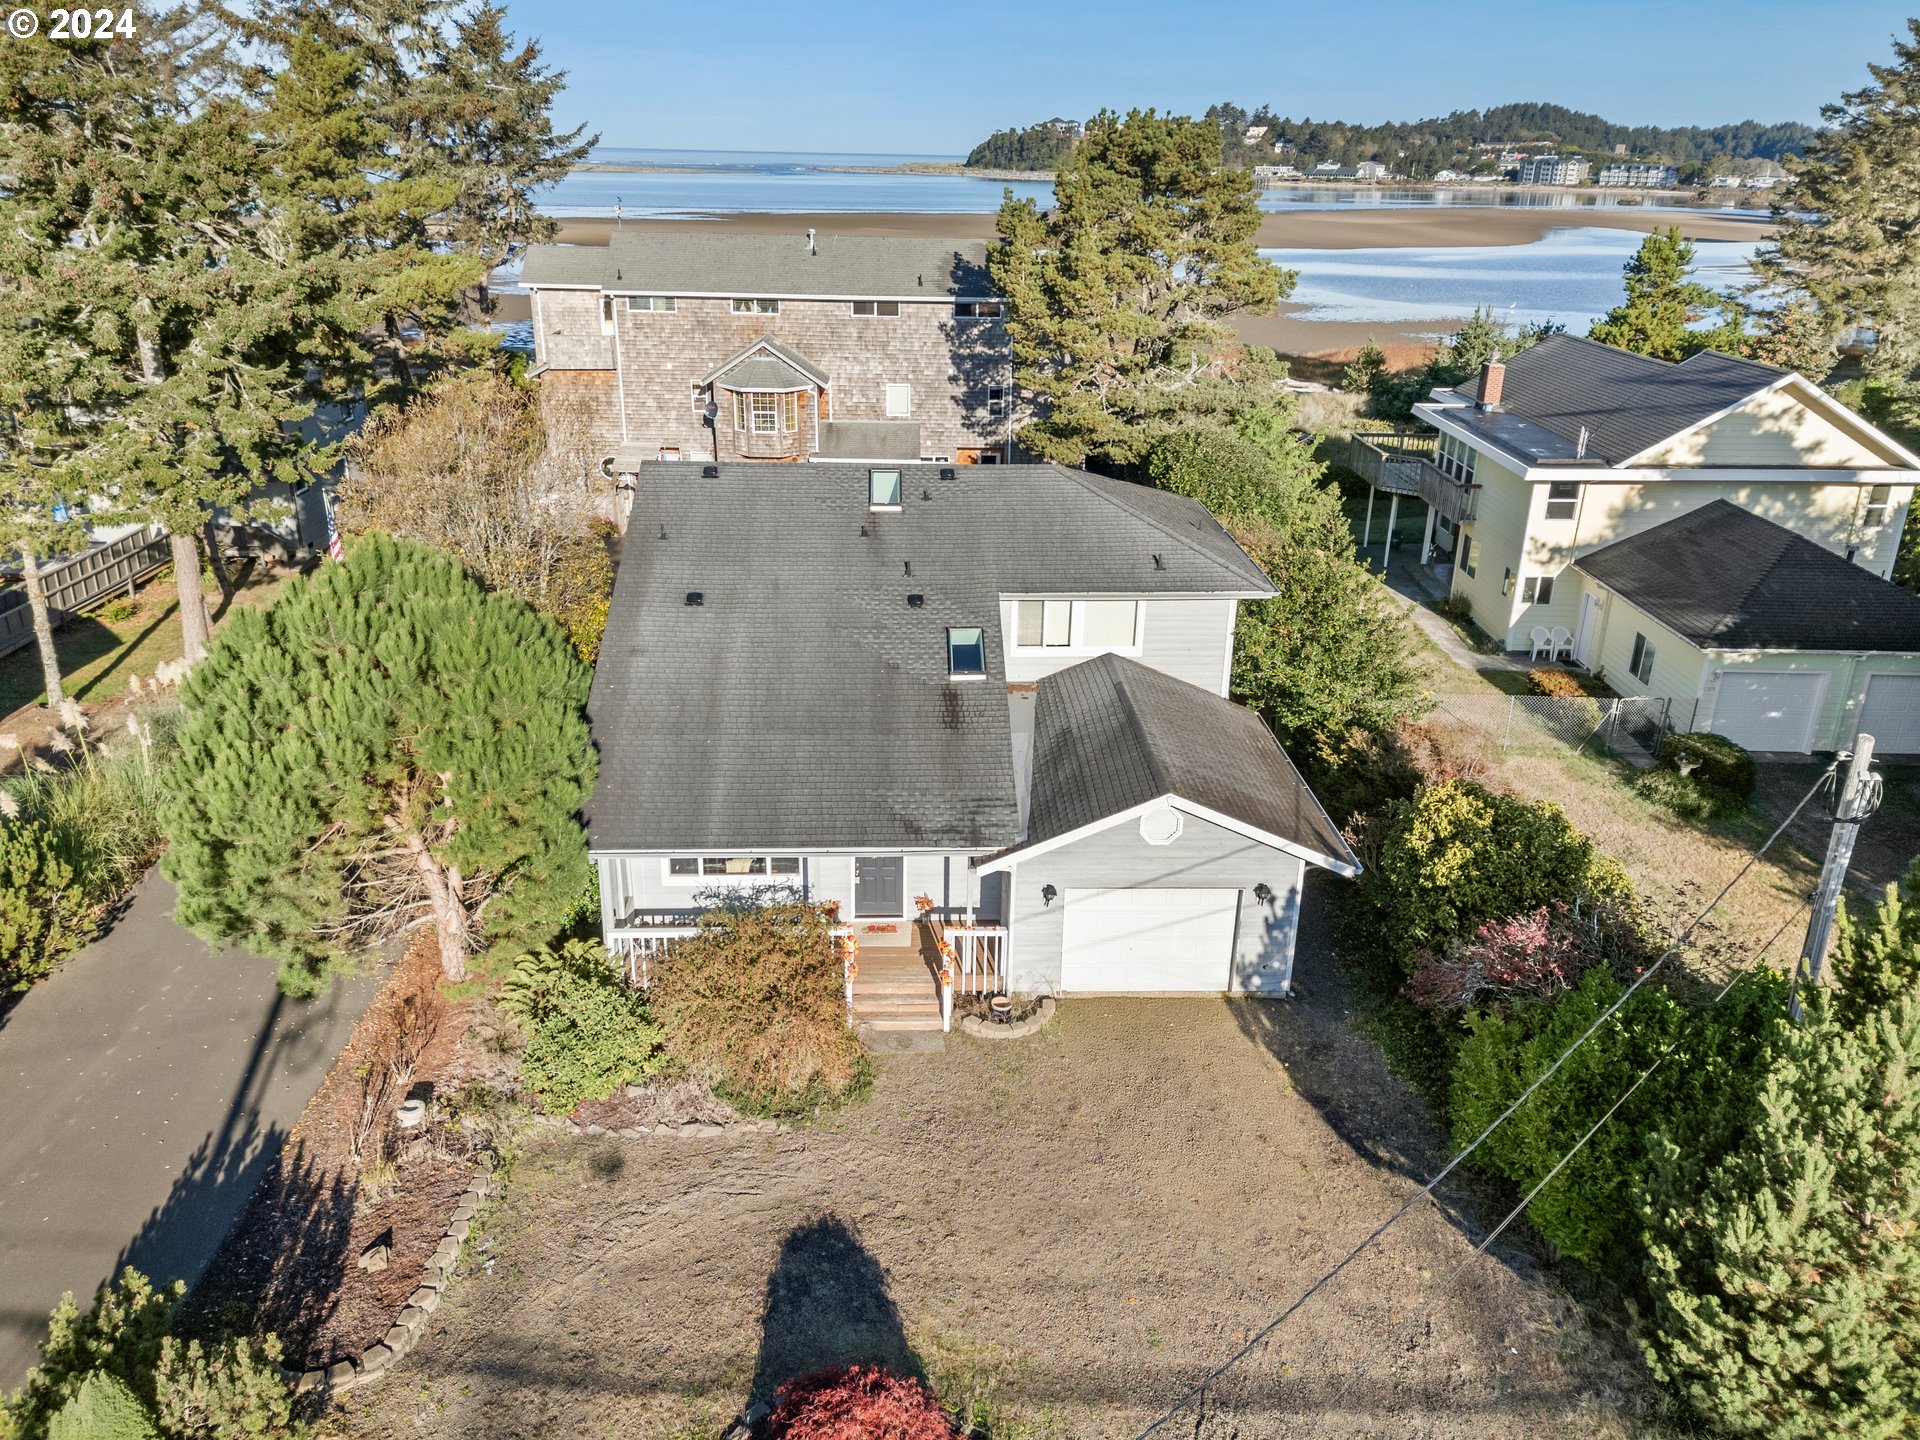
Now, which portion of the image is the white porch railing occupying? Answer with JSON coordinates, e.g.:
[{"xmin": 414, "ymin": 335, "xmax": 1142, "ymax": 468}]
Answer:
[
  {"xmin": 833, "ymin": 926, "xmax": 857, "ymax": 1027},
  {"xmin": 948, "ymin": 925, "xmax": 1008, "ymax": 997},
  {"xmin": 607, "ymin": 921, "xmax": 698, "ymax": 988}
]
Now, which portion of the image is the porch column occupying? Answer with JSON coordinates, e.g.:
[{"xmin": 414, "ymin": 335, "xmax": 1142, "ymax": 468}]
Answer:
[
  {"xmin": 1384, "ymin": 494, "xmax": 1400, "ymax": 569},
  {"xmin": 1362, "ymin": 486, "xmax": 1376, "ymax": 566},
  {"xmin": 1420, "ymin": 503, "xmax": 1438, "ymax": 564}
]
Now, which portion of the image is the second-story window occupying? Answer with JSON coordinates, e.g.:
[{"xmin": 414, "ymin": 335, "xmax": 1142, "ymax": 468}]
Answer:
[
  {"xmin": 1435, "ymin": 432, "xmax": 1477, "ymax": 484},
  {"xmin": 599, "ymin": 296, "xmax": 616, "ymax": 334},
  {"xmin": 1012, "ymin": 599, "xmax": 1140, "ymax": 651},
  {"xmin": 1544, "ymin": 482, "xmax": 1580, "ymax": 521},
  {"xmin": 987, "ymin": 384, "xmax": 1007, "ymax": 417},
  {"xmin": 852, "ymin": 300, "xmax": 901, "ymax": 317},
  {"xmin": 627, "ymin": 295, "xmax": 676, "ymax": 312},
  {"xmin": 733, "ymin": 392, "xmax": 800, "ymax": 433},
  {"xmin": 731, "ymin": 298, "xmax": 780, "ymax": 315},
  {"xmin": 955, "ymin": 301, "xmax": 1004, "ymax": 319},
  {"xmin": 1864, "ymin": 484, "xmax": 1894, "ymax": 527}
]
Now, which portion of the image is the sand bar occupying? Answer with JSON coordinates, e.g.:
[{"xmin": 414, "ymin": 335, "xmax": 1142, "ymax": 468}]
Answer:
[{"xmin": 549, "ymin": 205, "xmax": 1774, "ymax": 251}]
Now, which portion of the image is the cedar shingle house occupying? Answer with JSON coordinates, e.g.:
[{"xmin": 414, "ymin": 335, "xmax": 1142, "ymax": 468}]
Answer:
[
  {"xmin": 519, "ymin": 232, "xmax": 1016, "ymax": 474},
  {"xmin": 586, "ymin": 462, "xmax": 1358, "ymax": 1031}
]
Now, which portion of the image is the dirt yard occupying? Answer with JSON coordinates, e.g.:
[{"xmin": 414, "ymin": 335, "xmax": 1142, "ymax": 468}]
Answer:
[{"xmin": 326, "ymin": 899, "xmax": 1668, "ymax": 1440}]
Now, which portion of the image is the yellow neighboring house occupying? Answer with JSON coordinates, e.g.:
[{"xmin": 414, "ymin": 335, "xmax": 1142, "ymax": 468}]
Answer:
[{"xmin": 1402, "ymin": 334, "xmax": 1920, "ymax": 756}]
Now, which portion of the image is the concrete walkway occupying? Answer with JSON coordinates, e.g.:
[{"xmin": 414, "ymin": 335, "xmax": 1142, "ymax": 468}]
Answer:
[
  {"xmin": 1373, "ymin": 551, "xmax": 1532, "ymax": 681},
  {"xmin": 0, "ymin": 873, "xmax": 374, "ymax": 1385}
]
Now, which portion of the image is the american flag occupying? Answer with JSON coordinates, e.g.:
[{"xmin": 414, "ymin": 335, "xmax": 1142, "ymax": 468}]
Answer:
[{"xmin": 324, "ymin": 494, "xmax": 344, "ymax": 562}]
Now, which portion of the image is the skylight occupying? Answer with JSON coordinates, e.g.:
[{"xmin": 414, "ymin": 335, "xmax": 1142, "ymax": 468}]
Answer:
[
  {"xmin": 947, "ymin": 627, "xmax": 986, "ymax": 679},
  {"xmin": 869, "ymin": 469, "xmax": 902, "ymax": 510}
]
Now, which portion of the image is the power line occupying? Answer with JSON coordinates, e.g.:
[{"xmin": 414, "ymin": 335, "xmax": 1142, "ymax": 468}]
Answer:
[{"xmin": 1132, "ymin": 760, "xmax": 1838, "ymax": 1439}]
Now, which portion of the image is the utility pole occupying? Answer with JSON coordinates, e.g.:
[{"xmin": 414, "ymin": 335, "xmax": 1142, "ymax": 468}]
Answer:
[{"xmin": 1791, "ymin": 735, "xmax": 1884, "ymax": 1021}]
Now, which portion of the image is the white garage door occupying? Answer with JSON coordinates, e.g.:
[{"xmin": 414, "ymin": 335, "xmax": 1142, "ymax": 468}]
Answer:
[
  {"xmin": 1059, "ymin": 887, "xmax": 1238, "ymax": 993},
  {"xmin": 1710, "ymin": 671, "xmax": 1827, "ymax": 753},
  {"xmin": 1858, "ymin": 673, "xmax": 1920, "ymax": 755}
]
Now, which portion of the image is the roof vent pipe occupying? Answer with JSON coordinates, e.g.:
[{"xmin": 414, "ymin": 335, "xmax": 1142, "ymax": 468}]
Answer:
[
  {"xmin": 1476, "ymin": 360, "xmax": 1505, "ymax": 410},
  {"xmin": 806, "ymin": 228, "xmax": 816, "ymax": 255}
]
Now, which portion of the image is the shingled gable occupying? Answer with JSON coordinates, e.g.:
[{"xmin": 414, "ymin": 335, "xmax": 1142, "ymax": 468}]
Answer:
[
  {"xmin": 584, "ymin": 464, "xmax": 1275, "ymax": 855},
  {"xmin": 977, "ymin": 653, "xmax": 1358, "ymax": 876},
  {"xmin": 1420, "ymin": 334, "xmax": 1912, "ymax": 468},
  {"xmin": 1574, "ymin": 499, "xmax": 1920, "ymax": 651}
]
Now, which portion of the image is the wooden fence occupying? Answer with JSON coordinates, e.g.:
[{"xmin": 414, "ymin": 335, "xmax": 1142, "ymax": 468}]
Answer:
[{"xmin": 0, "ymin": 526, "xmax": 171, "ymax": 661}]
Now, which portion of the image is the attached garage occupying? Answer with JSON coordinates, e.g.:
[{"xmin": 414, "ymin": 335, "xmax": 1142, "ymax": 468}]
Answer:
[
  {"xmin": 1857, "ymin": 673, "xmax": 1920, "ymax": 755},
  {"xmin": 981, "ymin": 654, "xmax": 1360, "ymax": 998},
  {"xmin": 1059, "ymin": 887, "xmax": 1239, "ymax": 992},
  {"xmin": 1710, "ymin": 671, "xmax": 1827, "ymax": 754}
]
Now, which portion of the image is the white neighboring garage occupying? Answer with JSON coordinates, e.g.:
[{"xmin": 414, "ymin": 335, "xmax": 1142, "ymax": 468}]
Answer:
[
  {"xmin": 1575, "ymin": 502, "xmax": 1920, "ymax": 755},
  {"xmin": 980, "ymin": 654, "xmax": 1359, "ymax": 996}
]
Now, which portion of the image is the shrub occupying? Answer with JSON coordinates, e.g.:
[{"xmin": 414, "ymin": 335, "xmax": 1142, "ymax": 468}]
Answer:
[
  {"xmin": 0, "ymin": 1269, "xmax": 296, "ymax": 1440},
  {"xmin": 648, "ymin": 901, "xmax": 868, "ymax": 1116},
  {"xmin": 1406, "ymin": 903, "xmax": 1604, "ymax": 1017},
  {"xmin": 1524, "ymin": 668, "xmax": 1586, "ymax": 699},
  {"xmin": 0, "ymin": 819, "xmax": 89, "ymax": 992},
  {"xmin": 1658, "ymin": 731, "xmax": 1756, "ymax": 802},
  {"xmin": 1364, "ymin": 780, "xmax": 1632, "ymax": 964},
  {"xmin": 499, "ymin": 939, "xmax": 665, "ymax": 1114},
  {"xmin": 99, "ymin": 596, "xmax": 140, "ymax": 625},
  {"xmin": 47, "ymin": 1374, "xmax": 159, "ymax": 1440},
  {"xmin": 1632, "ymin": 766, "xmax": 1739, "ymax": 822},
  {"xmin": 761, "ymin": 1366, "xmax": 956, "ymax": 1440}
]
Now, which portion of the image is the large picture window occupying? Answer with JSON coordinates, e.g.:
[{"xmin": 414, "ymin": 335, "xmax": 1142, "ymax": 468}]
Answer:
[
  {"xmin": 665, "ymin": 855, "xmax": 802, "ymax": 883},
  {"xmin": 1012, "ymin": 598, "xmax": 1140, "ymax": 652}
]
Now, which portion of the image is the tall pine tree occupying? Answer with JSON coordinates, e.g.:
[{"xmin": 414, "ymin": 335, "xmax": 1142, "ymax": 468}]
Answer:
[
  {"xmin": 1588, "ymin": 227, "xmax": 1740, "ymax": 362},
  {"xmin": 159, "ymin": 534, "xmax": 595, "ymax": 992},
  {"xmin": 1640, "ymin": 860, "xmax": 1920, "ymax": 1438},
  {"xmin": 989, "ymin": 109, "xmax": 1292, "ymax": 468}
]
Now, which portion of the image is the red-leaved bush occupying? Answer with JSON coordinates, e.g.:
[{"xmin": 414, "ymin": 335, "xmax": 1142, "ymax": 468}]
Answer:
[
  {"xmin": 761, "ymin": 1366, "xmax": 957, "ymax": 1439},
  {"xmin": 1406, "ymin": 903, "xmax": 1601, "ymax": 1015}
]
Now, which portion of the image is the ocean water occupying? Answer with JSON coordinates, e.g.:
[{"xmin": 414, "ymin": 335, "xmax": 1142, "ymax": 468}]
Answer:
[
  {"xmin": 1262, "ymin": 226, "xmax": 1766, "ymax": 334},
  {"xmin": 535, "ymin": 148, "xmax": 1757, "ymax": 220}
]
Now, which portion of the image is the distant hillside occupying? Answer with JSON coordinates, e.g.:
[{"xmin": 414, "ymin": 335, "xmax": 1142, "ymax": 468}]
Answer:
[
  {"xmin": 968, "ymin": 103, "xmax": 1817, "ymax": 182},
  {"xmin": 1205, "ymin": 100, "xmax": 1817, "ymax": 180},
  {"xmin": 965, "ymin": 119, "xmax": 1078, "ymax": 170}
]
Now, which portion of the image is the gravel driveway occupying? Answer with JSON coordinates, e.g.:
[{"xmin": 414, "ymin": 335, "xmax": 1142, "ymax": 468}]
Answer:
[{"xmin": 331, "ymin": 892, "xmax": 1661, "ymax": 1439}]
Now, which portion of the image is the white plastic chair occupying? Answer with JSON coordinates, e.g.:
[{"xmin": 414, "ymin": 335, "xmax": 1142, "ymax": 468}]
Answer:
[
  {"xmin": 1550, "ymin": 625, "xmax": 1574, "ymax": 659},
  {"xmin": 1528, "ymin": 625, "xmax": 1552, "ymax": 660}
]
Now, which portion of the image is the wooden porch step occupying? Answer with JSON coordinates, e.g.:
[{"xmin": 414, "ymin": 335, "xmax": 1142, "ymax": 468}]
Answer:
[{"xmin": 854, "ymin": 1014, "xmax": 944, "ymax": 1032}]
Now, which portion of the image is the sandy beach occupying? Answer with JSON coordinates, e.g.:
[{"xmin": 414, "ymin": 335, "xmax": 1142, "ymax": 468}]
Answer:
[{"xmin": 550, "ymin": 205, "xmax": 1773, "ymax": 251}]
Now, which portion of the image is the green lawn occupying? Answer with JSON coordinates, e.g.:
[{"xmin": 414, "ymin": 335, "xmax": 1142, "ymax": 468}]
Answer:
[{"xmin": 0, "ymin": 563, "xmax": 290, "ymax": 717}]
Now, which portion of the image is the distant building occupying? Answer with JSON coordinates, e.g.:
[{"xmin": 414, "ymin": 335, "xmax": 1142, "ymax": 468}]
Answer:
[
  {"xmin": 1040, "ymin": 117, "xmax": 1080, "ymax": 139},
  {"xmin": 1433, "ymin": 168, "xmax": 1462, "ymax": 182},
  {"xmin": 1307, "ymin": 161, "xmax": 1387, "ymax": 180},
  {"xmin": 1596, "ymin": 161, "xmax": 1679, "ymax": 189},
  {"xmin": 1516, "ymin": 154, "xmax": 1590, "ymax": 186},
  {"xmin": 1243, "ymin": 125, "xmax": 1269, "ymax": 141},
  {"xmin": 1708, "ymin": 174, "xmax": 1743, "ymax": 188},
  {"xmin": 1745, "ymin": 174, "xmax": 1782, "ymax": 189},
  {"xmin": 1354, "ymin": 160, "xmax": 1389, "ymax": 180},
  {"xmin": 1253, "ymin": 164, "xmax": 1302, "ymax": 185},
  {"xmin": 1496, "ymin": 150, "xmax": 1526, "ymax": 168}
]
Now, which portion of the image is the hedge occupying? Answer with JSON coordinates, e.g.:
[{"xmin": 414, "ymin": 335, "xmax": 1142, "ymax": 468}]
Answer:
[{"xmin": 1658, "ymin": 732, "xmax": 1756, "ymax": 802}]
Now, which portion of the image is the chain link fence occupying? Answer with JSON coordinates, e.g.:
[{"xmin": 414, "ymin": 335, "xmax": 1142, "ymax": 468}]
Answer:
[{"xmin": 1430, "ymin": 692, "xmax": 1678, "ymax": 762}]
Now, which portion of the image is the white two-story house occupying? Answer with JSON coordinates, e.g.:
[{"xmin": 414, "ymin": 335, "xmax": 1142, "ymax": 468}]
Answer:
[
  {"xmin": 584, "ymin": 462, "xmax": 1358, "ymax": 1032},
  {"xmin": 1379, "ymin": 334, "xmax": 1920, "ymax": 754}
]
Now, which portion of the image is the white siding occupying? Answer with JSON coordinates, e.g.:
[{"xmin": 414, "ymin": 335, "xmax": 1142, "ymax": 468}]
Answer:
[
  {"xmin": 998, "ymin": 596, "xmax": 1238, "ymax": 693},
  {"xmin": 597, "ymin": 850, "xmax": 992, "ymax": 928}
]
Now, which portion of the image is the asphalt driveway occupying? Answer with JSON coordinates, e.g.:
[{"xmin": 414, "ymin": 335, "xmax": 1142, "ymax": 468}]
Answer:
[{"xmin": 0, "ymin": 873, "xmax": 373, "ymax": 1385}]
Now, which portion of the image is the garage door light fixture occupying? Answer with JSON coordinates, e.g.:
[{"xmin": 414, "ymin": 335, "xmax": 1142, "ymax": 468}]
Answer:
[
  {"xmin": 1253, "ymin": 882, "xmax": 1274, "ymax": 904},
  {"xmin": 1041, "ymin": 884, "xmax": 1057, "ymax": 906}
]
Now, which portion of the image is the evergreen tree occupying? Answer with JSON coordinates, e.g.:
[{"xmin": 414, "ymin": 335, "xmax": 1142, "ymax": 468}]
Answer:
[
  {"xmin": 1758, "ymin": 20, "xmax": 1920, "ymax": 386},
  {"xmin": 1588, "ymin": 227, "xmax": 1739, "ymax": 361},
  {"xmin": 1367, "ymin": 308, "xmax": 1554, "ymax": 420},
  {"xmin": 1143, "ymin": 420, "xmax": 1422, "ymax": 743},
  {"xmin": 1342, "ymin": 339, "xmax": 1388, "ymax": 396},
  {"xmin": 1743, "ymin": 294, "xmax": 1838, "ymax": 379},
  {"xmin": 989, "ymin": 109, "xmax": 1293, "ymax": 467},
  {"xmin": 1640, "ymin": 865, "xmax": 1920, "ymax": 1438},
  {"xmin": 158, "ymin": 534, "xmax": 595, "ymax": 991}
]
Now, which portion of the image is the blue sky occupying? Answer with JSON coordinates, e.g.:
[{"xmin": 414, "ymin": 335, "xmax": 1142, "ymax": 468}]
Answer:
[{"xmin": 504, "ymin": 0, "xmax": 1912, "ymax": 155}]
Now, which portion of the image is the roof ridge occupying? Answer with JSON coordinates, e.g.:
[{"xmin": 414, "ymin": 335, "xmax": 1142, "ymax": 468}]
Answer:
[
  {"xmin": 1691, "ymin": 501, "xmax": 1785, "ymax": 627},
  {"xmin": 1042, "ymin": 463, "xmax": 1271, "ymax": 590},
  {"xmin": 1104, "ymin": 657, "xmax": 1174, "ymax": 798}
]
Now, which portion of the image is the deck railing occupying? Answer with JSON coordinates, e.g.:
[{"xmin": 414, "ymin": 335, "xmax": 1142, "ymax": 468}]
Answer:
[
  {"xmin": 607, "ymin": 922, "xmax": 699, "ymax": 988},
  {"xmin": 0, "ymin": 526, "xmax": 170, "ymax": 661},
  {"xmin": 834, "ymin": 926, "xmax": 857, "ymax": 1026},
  {"xmin": 948, "ymin": 925, "xmax": 1008, "ymax": 997}
]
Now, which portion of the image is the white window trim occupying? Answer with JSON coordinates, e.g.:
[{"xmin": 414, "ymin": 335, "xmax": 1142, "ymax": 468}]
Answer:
[
  {"xmin": 750, "ymin": 393, "xmax": 780, "ymax": 434},
  {"xmin": 662, "ymin": 855, "xmax": 804, "ymax": 886},
  {"xmin": 627, "ymin": 295, "xmax": 677, "ymax": 312},
  {"xmin": 1010, "ymin": 598, "xmax": 1146, "ymax": 657},
  {"xmin": 730, "ymin": 298, "xmax": 781, "ymax": 315},
  {"xmin": 851, "ymin": 300, "xmax": 901, "ymax": 317},
  {"xmin": 884, "ymin": 383, "xmax": 913, "ymax": 418}
]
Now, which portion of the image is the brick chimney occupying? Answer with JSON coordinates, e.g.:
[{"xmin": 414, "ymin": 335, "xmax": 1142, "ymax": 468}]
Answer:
[{"xmin": 1476, "ymin": 360, "xmax": 1505, "ymax": 409}]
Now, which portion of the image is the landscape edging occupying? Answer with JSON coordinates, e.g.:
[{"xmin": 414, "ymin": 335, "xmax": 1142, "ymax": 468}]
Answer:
[
  {"xmin": 958, "ymin": 996, "xmax": 1057, "ymax": 1039},
  {"xmin": 288, "ymin": 1157, "xmax": 495, "ymax": 1398}
]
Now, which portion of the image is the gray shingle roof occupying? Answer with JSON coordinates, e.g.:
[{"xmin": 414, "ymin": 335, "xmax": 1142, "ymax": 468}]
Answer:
[
  {"xmin": 816, "ymin": 420, "xmax": 922, "ymax": 461},
  {"xmin": 521, "ymin": 231, "xmax": 996, "ymax": 300},
  {"xmin": 1020, "ymin": 654, "xmax": 1357, "ymax": 871},
  {"xmin": 697, "ymin": 335, "xmax": 830, "ymax": 390},
  {"xmin": 586, "ymin": 464, "xmax": 1274, "ymax": 853},
  {"xmin": 1425, "ymin": 334, "xmax": 1793, "ymax": 467},
  {"xmin": 1574, "ymin": 500, "xmax": 1920, "ymax": 651}
]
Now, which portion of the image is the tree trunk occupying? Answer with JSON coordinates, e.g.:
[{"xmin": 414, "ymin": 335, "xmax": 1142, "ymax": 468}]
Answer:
[
  {"xmin": 169, "ymin": 530, "xmax": 212, "ymax": 666},
  {"xmin": 409, "ymin": 833, "xmax": 470, "ymax": 981},
  {"xmin": 18, "ymin": 546, "xmax": 63, "ymax": 709},
  {"xmin": 202, "ymin": 519, "xmax": 235, "ymax": 606}
]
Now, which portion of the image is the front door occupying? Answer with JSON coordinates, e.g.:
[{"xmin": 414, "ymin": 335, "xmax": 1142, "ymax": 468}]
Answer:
[
  {"xmin": 853, "ymin": 856, "xmax": 904, "ymax": 918},
  {"xmin": 1573, "ymin": 591, "xmax": 1603, "ymax": 668}
]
